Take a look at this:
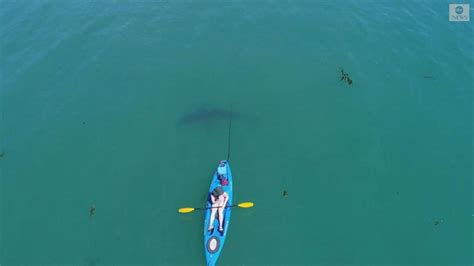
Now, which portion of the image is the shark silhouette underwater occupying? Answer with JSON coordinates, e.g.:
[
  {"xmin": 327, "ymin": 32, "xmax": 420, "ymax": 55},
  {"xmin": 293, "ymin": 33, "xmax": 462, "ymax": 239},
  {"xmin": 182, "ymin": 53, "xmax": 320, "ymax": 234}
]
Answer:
[{"xmin": 177, "ymin": 107, "xmax": 235, "ymax": 126}]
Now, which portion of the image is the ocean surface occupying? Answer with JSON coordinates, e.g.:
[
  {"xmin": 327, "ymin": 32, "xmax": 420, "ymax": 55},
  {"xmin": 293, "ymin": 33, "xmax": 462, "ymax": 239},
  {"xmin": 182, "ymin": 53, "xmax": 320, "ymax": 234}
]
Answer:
[{"xmin": 1, "ymin": 0, "xmax": 472, "ymax": 265}]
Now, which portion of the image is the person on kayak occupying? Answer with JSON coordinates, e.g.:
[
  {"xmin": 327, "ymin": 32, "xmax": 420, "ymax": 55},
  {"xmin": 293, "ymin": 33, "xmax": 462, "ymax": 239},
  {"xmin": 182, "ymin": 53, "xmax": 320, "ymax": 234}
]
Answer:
[{"xmin": 208, "ymin": 186, "xmax": 229, "ymax": 233}]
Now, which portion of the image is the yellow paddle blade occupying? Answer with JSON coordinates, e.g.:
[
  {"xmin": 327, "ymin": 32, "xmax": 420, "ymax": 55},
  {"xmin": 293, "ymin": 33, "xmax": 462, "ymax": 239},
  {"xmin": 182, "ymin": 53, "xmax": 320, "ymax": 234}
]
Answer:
[
  {"xmin": 237, "ymin": 202, "xmax": 254, "ymax": 208},
  {"xmin": 178, "ymin": 207, "xmax": 195, "ymax": 213}
]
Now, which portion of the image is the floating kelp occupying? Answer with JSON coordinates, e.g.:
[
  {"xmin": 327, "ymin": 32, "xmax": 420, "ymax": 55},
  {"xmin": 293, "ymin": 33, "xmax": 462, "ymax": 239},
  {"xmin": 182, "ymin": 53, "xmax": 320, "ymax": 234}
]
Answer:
[
  {"xmin": 340, "ymin": 68, "xmax": 353, "ymax": 86},
  {"xmin": 89, "ymin": 205, "xmax": 96, "ymax": 216}
]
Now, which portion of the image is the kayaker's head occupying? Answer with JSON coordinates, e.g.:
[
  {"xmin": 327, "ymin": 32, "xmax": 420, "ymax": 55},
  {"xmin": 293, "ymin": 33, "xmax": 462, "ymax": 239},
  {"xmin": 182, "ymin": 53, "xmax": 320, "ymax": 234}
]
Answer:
[{"xmin": 212, "ymin": 186, "xmax": 224, "ymax": 197}]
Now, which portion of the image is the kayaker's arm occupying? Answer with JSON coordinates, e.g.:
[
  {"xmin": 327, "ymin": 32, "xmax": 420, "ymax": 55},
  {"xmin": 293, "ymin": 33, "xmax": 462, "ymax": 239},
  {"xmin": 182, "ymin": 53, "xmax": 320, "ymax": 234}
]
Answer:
[
  {"xmin": 210, "ymin": 194, "xmax": 217, "ymax": 204},
  {"xmin": 223, "ymin": 193, "xmax": 229, "ymax": 207}
]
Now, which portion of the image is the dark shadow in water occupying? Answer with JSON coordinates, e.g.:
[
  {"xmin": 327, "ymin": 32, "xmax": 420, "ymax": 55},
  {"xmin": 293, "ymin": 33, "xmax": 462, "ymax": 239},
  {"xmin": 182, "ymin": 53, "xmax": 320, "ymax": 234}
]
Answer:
[
  {"xmin": 84, "ymin": 257, "xmax": 100, "ymax": 266},
  {"xmin": 177, "ymin": 107, "xmax": 233, "ymax": 126},
  {"xmin": 177, "ymin": 106, "xmax": 259, "ymax": 128}
]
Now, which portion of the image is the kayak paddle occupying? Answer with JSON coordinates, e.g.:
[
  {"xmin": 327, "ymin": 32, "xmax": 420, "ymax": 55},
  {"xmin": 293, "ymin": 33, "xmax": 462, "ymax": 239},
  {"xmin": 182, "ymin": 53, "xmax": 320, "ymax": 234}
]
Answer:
[{"xmin": 178, "ymin": 202, "xmax": 254, "ymax": 214}]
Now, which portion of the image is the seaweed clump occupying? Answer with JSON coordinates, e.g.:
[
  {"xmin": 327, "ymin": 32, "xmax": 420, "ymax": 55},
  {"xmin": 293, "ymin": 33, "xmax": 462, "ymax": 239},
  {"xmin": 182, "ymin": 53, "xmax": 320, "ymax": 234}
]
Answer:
[
  {"xmin": 89, "ymin": 205, "xmax": 96, "ymax": 216},
  {"xmin": 340, "ymin": 68, "xmax": 353, "ymax": 85}
]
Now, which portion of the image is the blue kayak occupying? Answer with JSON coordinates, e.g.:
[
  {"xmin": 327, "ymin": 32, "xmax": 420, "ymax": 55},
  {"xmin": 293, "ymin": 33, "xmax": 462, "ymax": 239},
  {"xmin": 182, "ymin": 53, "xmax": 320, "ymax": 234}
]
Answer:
[{"xmin": 204, "ymin": 160, "xmax": 233, "ymax": 266}]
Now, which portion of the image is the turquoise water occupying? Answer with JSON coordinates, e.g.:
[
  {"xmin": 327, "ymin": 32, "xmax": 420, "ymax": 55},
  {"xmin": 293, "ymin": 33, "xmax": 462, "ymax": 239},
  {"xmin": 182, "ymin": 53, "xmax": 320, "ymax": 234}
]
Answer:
[{"xmin": 1, "ymin": 0, "xmax": 472, "ymax": 265}]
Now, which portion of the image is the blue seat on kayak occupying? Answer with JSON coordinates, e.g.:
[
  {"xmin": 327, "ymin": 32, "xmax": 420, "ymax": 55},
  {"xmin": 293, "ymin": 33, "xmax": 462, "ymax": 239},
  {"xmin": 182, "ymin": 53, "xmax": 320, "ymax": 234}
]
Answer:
[{"xmin": 217, "ymin": 166, "xmax": 227, "ymax": 176}]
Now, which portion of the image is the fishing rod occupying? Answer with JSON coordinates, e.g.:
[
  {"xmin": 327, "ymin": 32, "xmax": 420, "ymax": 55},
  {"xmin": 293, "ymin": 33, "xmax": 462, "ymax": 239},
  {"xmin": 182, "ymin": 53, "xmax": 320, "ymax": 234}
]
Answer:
[{"xmin": 226, "ymin": 104, "xmax": 233, "ymax": 161}]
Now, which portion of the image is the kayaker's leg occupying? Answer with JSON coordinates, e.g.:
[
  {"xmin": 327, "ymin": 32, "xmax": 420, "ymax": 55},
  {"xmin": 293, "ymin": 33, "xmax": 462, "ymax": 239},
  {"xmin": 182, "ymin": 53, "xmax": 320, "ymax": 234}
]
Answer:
[
  {"xmin": 218, "ymin": 207, "xmax": 224, "ymax": 231},
  {"xmin": 208, "ymin": 206, "xmax": 218, "ymax": 231}
]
